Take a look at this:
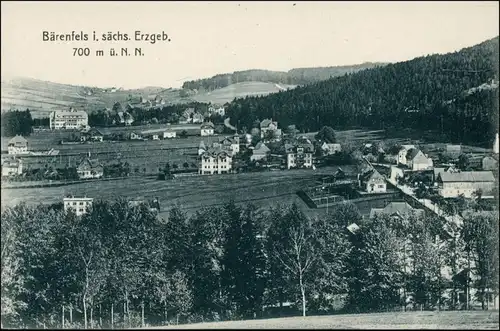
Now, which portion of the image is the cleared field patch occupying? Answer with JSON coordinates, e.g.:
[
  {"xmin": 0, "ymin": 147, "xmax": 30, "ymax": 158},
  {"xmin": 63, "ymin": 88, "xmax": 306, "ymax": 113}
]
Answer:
[
  {"xmin": 192, "ymin": 82, "xmax": 297, "ymax": 104},
  {"xmin": 1, "ymin": 167, "xmax": 348, "ymax": 218},
  {"xmin": 148, "ymin": 311, "xmax": 499, "ymax": 330}
]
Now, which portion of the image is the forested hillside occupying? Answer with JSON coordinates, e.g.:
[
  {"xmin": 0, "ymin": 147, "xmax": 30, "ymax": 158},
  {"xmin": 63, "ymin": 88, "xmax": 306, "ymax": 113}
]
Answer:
[
  {"xmin": 226, "ymin": 37, "xmax": 499, "ymax": 146},
  {"xmin": 181, "ymin": 63, "xmax": 385, "ymax": 91}
]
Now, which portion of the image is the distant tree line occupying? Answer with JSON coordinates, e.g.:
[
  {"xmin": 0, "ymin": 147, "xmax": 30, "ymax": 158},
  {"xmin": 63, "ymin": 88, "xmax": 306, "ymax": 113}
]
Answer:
[
  {"xmin": 1, "ymin": 199, "xmax": 498, "ymax": 329},
  {"xmin": 225, "ymin": 37, "xmax": 499, "ymax": 146},
  {"xmin": 182, "ymin": 63, "xmax": 384, "ymax": 91}
]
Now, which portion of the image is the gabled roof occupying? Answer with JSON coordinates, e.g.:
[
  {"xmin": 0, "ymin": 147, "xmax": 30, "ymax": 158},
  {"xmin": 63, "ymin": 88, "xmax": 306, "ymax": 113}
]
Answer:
[
  {"xmin": 370, "ymin": 202, "xmax": 425, "ymax": 219},
  {"xmin": 8, "ymin": 135, "xmax": 28, "ymax": 146},
  {"xmin": 360, "ymin": 169, "xmax": 384, "ymax": 182},
  {"xmin": 199, "ymin": 141, "xmax": 206, "ymax": 149},
  {"xmin": 201, "ymin": 147, "xmax": 232, "ymax": 158},
  {"xmin": 406, "ymin": 148, "xmax": 421, "ymax": 160},
  {"xmin": 438, "ymin": 171, "xmax": 495, "ymax": 183},
  {"xmin": 254, "ymin": 142, "xmax": 271, "ymax": 154},
  {"xmin": 201, "ymin": 121, "xmax": 215, "ymax": 129},
  {"xmin": 78, "ymin": 158, "xmax": 103, "ymax": 169},
  {"xmin": 260, "ymin": 119, "xmax": 276, "ymax": 128}
]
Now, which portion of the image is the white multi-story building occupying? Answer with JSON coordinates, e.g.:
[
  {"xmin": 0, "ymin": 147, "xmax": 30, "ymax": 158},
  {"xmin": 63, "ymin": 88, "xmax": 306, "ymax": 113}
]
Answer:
[
  {"xmin": 285, "ymin": 143, "xmax": 314, "ymax": 169},
  {"xmin": 63, "ymin": 196, "xmax": 94, "ymax": 216},
  {"xmin": 7, "ymin": 135, "xmax": 29, "ymax": 154},
  {"xmin": 50, "ymin": 109, "xmax": 89, "ymax": 130},
  {"xmin": 199, "ymin": 148, "xmax": 233, "ymax": 175}
]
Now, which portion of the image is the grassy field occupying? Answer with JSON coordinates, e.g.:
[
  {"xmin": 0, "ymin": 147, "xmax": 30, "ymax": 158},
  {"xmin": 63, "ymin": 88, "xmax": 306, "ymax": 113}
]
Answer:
[
  {"xmin": 1, "ymin": 166, "xmax": 351, "ymax": 218},
  {"xmin": 147, "ymin": 311, "xmax": 499, "ymax": 330}
]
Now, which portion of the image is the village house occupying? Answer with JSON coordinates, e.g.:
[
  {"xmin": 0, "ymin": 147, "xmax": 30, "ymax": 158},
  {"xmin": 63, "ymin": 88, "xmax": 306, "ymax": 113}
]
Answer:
[
  {"xmin": 192, "ymin": 112, "xmax": 205, "ymax": 124},
  {"xmin": 50, "ymin": 108, "xmax": 89, "ymax": 130},
  {"xmin": 7, "ymin": 135, "xmax": 29, "ymax": 154},
  {"xmin": 1, "ymin": 158, "xmax": 23, "ymax": 177},
  {"xmin": 163, "ymin": 130, "xmax": 177, "ymax": 139},
  {"xmin": 199, "ymin": 148, "xmax": 233, "ymax": 175},
  {"xmin": 482, "ymin": 155, "xmax": 498, "ymax": 171},
  {"xmin": 397, "ymin": 144, "xmax": 417, "ymax": 165},
  {"xmin": 321, "ymin": 142, "xmax": 342, "ymax": 155},
  {"xmin": 398, "ymin": 147, "xmax": 433, "ymax": 171},
  {"xmin": 116, "ymin": 111, "xmax": 134, "ymax": 126},
  {"xmin": 260, "ymin": 119, "xmax": 280, "ymax": 139},
  {"xmin": 200, "ymin": 122, "xmax": 215, "ymax": 136},
  {"xmin": 63, "ymin": 196, "xmax": 93, "ymax": 217},
  {"xmin": 251, "ymin": 142, "xmax": 271, "ymax": 161},
  {"xmin": 76, "ymin": 158, "xmax": 104, "ymax": 179},
  {"xmin": 81, "ymin": 128, "xmax": 104, "ymax": 142},
  {"xmin": 220, "ymin": 136, "xmax": 240, "ymax": 154},
  {"xmin": 370, "ymin": 201, "xmax": 425, "ymax": 219},
  {"xmin": 436, "ymin": 171, "xmax": 496, "ymax": 198},
  {"xmin": 358, "ymin": 169, "xmax": 387, "ymax": 193},
  {"xmin": 129, "ymin": 132, "xmax": 143, "ymax": 140},
  {"xmin": 208, "ymin": 104, "xmax": 226, "ymax": 117},
  {"xmin": 285, "ymin": 142, "xmax": 314, "ymax": 169}
]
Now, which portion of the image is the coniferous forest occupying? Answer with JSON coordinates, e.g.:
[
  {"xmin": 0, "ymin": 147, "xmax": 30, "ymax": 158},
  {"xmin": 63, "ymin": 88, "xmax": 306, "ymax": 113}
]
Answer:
[
  {"xmin": 226, "ymin": 37, "xmax": 499, "ymax": 146},
  {"xmin": 1, "ymin": 200, "xmax": 498, "ymax": 328}
]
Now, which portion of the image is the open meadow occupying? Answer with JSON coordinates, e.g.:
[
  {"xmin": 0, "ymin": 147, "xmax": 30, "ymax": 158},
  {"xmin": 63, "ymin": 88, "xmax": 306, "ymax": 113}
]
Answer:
[
  {"xmin": 1, "ymin": 166, "xmax": 352, "ymax": 218},
  {"xmin": 147, "ymin": 311, "xmax": 499, "ymax": 330}
]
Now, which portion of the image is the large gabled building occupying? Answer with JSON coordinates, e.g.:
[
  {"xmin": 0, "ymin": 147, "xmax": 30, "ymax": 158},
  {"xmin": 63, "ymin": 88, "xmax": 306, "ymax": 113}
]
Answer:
[{"xmin": 199, "ymin": 147, "xmax": 233, "ymax": 175}]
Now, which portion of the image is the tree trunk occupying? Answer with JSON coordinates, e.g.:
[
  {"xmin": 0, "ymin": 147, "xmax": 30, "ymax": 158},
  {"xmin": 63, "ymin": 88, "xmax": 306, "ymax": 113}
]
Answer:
[
  {"xmin": 111, "ymin": 303, "xmax": 114, "ymax": 329},
  {"xmin": 90, "ymin": 303, "xmax": 94, "ymax": 328},
  {"xmin": 299, "ymin": 272, "xmax": 306, "ymax": 317},
  {"xmin": 126, "ymin": 296, "xmax": 130, "ymax": 328},
  {"xmin": 141, "ymin": 301, "xmax": 145, "ymax": 328},
  {"xmin": 83, "ymin": 295, "xmax": 88, "ymax": 329},
  {"xmin": 164, "ymin": 303, "xmax": 168, "ymax": 325},
  {"xmin": 62, "ymin": 304, "xmax": 65, "ymax": 329},
  {"xmin": 70, "ymin": 306, "xmax": 73, "ymax": 324},
  {"xmin": 99, "ymin": 304, "xmax": 102, "ymax": 328},
  {"xmin": 176, "ymin": 314, "xmax": 179, "ymax": 325}
]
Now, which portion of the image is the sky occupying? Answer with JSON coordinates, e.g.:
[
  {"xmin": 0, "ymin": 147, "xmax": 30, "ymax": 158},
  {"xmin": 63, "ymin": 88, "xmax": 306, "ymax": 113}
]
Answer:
[{"xmin": 1, "ymin": 1, "xmax": 499, "ymax": 89}]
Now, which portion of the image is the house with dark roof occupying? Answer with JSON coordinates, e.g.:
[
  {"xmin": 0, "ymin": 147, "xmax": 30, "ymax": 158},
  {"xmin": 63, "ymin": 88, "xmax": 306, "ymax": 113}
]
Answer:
[
  {"xmin": 77, "ymin": 158, "xmax": 104, "ymax": 179},
  {"xmin": 8, "ymin": 135, "xmax": 29, "ymax": 155},
  {"xmin": 358, "ymin": 169, "xmax": 386, "ymax": 193},
  {"xmin": 436, "ymin": 171, "xmax": 496, "ymax": 198},
  {"xmin": 370, "ymin": 201, "xmax": 425, "ymax": 219}
]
